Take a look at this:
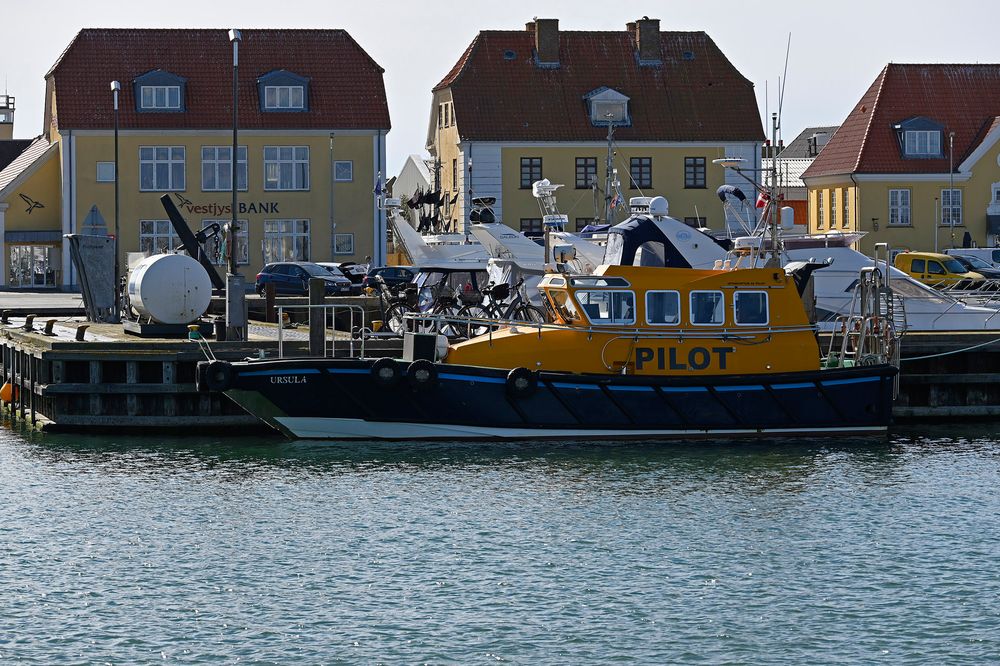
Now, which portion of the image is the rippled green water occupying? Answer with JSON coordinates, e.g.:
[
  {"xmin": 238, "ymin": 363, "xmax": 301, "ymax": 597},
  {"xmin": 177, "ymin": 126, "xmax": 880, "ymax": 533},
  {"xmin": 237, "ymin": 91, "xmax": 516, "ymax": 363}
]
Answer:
[{"xmin": 1, "ymin": 425, "xmax": 999, "ymax": 664}]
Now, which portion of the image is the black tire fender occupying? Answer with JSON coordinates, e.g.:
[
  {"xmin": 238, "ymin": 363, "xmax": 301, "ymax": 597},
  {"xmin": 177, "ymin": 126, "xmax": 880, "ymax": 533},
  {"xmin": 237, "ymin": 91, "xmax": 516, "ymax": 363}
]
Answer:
[
  {"xmin": 371, "ymin": 357, "xmax": 402, "ymax": 387},
  {"xmin": 506, "ymin": 367, "xmax": 537, "ymax": 398},
  {"xmin": 407, "ymin": 359, "xmax": 438, "ymax": 389},
  {"xmin": 203, "ymin": 361, "xmax": 234, "ymax": 392}
]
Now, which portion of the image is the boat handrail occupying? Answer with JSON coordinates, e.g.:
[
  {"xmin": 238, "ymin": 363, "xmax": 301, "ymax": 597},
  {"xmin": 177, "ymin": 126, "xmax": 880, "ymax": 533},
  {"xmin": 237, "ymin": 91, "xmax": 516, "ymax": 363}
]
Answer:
[{"xmin": 276, "ymin": 303, "xmax": 367, "ymax": 360}]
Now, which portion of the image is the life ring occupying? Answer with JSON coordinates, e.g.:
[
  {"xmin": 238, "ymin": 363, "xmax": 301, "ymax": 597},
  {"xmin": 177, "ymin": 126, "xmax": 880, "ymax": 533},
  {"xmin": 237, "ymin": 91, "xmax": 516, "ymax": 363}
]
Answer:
[
  {"xmin": 371, "ymin": 357, "xmax": 401, "ymax": 387},
  {"xmin": 203, "ymin": 361, "xmax": 234, "ymax": 392},
  {"xmin": 407, "ymin": 359, "xmax": 438, "ymax": 389},
  {"xmin": 506, "ymin": 367, "xmax": 537, "ymax": 398}
]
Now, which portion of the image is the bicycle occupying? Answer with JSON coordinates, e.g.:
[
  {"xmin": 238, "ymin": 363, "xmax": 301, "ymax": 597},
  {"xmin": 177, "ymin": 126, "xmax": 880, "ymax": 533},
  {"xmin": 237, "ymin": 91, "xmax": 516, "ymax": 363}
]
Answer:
[
  {"xmin": 374, "ymin": 274, "xmax": 417, "ymax": 335},
  {"xmin": 457, "ymin": 277, "xmax": 546, "ymax": 337}
]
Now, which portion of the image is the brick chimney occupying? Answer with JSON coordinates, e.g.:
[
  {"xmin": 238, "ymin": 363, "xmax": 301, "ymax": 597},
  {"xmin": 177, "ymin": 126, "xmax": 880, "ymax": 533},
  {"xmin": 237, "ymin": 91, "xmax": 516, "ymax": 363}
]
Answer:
[
  {"xmin": 633, "ymin": 17, "xmax": 661, "ymax": 65},
  {"xmin": 532, "ymin": 18, "xmax": 560, "ymax": 67}
]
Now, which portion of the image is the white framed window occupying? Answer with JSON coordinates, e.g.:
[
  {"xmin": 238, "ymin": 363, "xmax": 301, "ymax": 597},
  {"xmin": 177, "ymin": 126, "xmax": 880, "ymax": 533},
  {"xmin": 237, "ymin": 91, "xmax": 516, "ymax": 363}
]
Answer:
[
  {"xmin": 334, "ymin": 233, "xmax": 355, "ymax": 255},
  {"xmin": 140, "ymin": 85, "xmax": 181, "ymax": 110},
  {"xmin": 334, "ymin": 161, "xmax": 353, "ymax": 182},
  {"xmin": 201, "ymin": 219, "xmax": 249, "ymax": 266},
  {"xmin": 139, "ymin": 146, "xmax": 185, "ymax": 191},
  {"xmin": 263, "ymin": 219, "xmax": 310, "ymax": 263},
  {"xmin": 139, "ymin": 220, "xmax": 182, "ymax": 255},
  {"xmin": 690, "ymin": 290, "xmax": 725, "ymax": 326},
  {"xmin": 646, "ymin": 290, "xmax": 680, "ymax": 326},
  {"xmin": 734, "ymin": 291, "xmax": 769, "ymax": 326},
  {"xmin": 843, "ymin": 188, "xmax": 850, "ymax": 227},
  {"xmin": 96, "ymin": 162, "xmax": 115, "ymax": 183},
  {"xmin": 575, "ymin": 290, "xmax": 636, "ymax": 325},
  {"xmin": 889, "ymin": 189, "xmax": 911, "ymax": 226},
  {"xmin": 264, "ymin": 85, "xmax": 305, "ymax": 110},
  {"xmin": 264, "ymin": 146, "xmax": 309, "ymax": 191},
  {"xmin": 904, "ymin": 130, "xmax": 941, "ymax": 157},
  {"xmin": 830, "ymin": 189, "xmax": 838, "ymax": 228},
  {"xmin": 817, "ymin": 190, "xmax": 825, "ymax": 227},
  {"xmin": 201, "ymin": 146, "xmax": 247, "ymax": 191},
  {"xmin": 942, "ymin": 188, "xmax": 963, "ymax": 226}
]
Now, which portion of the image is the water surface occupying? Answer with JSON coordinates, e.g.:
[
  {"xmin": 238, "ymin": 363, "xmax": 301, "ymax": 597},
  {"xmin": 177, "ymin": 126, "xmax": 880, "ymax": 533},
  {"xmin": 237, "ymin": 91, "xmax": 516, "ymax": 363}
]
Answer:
[{"xmin": 1, "ymin": 425, "xmax": 998, "ymax": 663}]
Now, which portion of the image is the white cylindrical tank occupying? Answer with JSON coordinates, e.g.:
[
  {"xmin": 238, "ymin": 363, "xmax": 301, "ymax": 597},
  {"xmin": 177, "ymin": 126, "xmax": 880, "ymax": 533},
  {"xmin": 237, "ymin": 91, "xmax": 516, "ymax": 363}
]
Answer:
[{"xmin": 127, "ymin": 254, "xmax": 212, "ymax": 324}]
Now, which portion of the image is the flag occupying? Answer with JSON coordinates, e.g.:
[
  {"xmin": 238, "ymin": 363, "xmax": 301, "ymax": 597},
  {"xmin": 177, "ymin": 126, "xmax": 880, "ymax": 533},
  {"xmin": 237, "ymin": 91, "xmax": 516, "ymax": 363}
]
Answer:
[
  {"xmin": 373, "ymin": 172, "xmax": 383, "ymax": 196},
  {"xmin": 610, "ymin": 192, "xmax": 621, "ymax": 210},
  {"xmin": 755, "ymin": 191, "xmax": 770, "ymax": 209}
]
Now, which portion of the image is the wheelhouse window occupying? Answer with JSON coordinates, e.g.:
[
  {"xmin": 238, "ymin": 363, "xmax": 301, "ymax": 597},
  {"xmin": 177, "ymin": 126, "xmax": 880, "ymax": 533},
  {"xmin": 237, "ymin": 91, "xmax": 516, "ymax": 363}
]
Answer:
[
  {"xmin": 140, "ymin": 85, "xmax": 181, "ymax": 110},
  {"xmin": 734, "ymin": 291, "xmax": 768, "ymax": 325},
  {"xmin": 139, "ymin": 220, "xmax": 181, "ymax": 254},
  {"xmin": 520, "ymin": 158, "xmax": 542, "ymax": 188},
  {"xmin": 201, "ymin": 219, "xmax": 248, "ymax": 266},
  {"xmin": 690, "ymin": 290, "xmax": 724, "ymax": 325},
  {"xmin": 139, "ymin": 146, "xmax": 185, "ymax": 191},
  {"xmin": 575, "ymin": 290, "xmax": 635, "ymax": 325},
  {"xmin": 201, "ymin": 146, "xmax": 247, "ymax": 191},
  {"xmin": 646, "ymin": 290, "xmax": 680, "ymax": 325},
  {"xmin": 630, "ymin": 157, "xmax": 652, "ymax": 189},
  {"xmin": 942, "ymin": 189, "xmax": 963, "ymax": 226},
  {"xmin": 684, "ymin": 157, "xmax": 706, "ymax": 189},
  {"xmin": 264, "ymin": 146, "xmax": 310, "ymax": 191},
  {"xmin": 575, "ymin": 157, "xmax": 597, "ymax": 189},
  {"xmin": 889, "ymin": 189, "xmax": 911, "ymax": 226},
  {"xmin": 263, "ymin": 219, "xmax": 310, "ymax": 263}
]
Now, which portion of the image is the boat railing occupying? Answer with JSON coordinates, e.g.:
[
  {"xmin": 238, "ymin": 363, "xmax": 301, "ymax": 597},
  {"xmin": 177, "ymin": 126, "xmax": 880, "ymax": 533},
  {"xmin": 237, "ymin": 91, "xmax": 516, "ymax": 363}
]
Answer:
[{"xmin": 275, "ymin": 303, "xmax": 367, "ymax": 360}]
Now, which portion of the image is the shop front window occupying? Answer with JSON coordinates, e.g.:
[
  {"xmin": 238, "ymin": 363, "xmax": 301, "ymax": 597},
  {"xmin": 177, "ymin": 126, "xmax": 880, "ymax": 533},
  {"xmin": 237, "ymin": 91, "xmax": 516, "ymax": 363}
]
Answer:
[{"xmin": 8, "ymin": 245, "xmax": 61, "ymax": 287}]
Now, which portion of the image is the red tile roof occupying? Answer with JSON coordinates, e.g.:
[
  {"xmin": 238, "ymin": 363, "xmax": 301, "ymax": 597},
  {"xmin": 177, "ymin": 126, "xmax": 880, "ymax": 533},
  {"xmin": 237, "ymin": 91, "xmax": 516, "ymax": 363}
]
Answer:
[
  {"xmin": 804, "ymin": 64, "xmax": 1000, "ymax": 178},
  {"xmin": 47, "ymin": 29, "xmax": 390, "ymax": 131},
  {"xmin": 434, "ymin": 29, "xmax": 763, "ymax": 143}
]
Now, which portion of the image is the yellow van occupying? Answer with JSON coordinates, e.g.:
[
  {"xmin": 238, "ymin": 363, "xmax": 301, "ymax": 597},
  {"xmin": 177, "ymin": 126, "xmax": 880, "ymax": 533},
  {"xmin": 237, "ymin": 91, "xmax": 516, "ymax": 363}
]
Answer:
[{"xmin": 893, "ymin": 251, "xmax": 984, "ymax": 288}]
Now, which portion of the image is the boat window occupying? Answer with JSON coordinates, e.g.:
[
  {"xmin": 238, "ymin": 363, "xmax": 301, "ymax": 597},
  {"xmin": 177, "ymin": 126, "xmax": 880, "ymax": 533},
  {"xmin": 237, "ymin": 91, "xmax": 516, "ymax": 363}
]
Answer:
[
  {"xmin": 927, "ymin": 261, "xmax": 945, "ymax": 275},
  {"xmin": 569, "ymin": 276, "xmax": 630, "ymax": 287},
  {"xmin": 646, "ymin": 290, "xmax": 680, "ymax": 325},
  {"xmin": 547, "ymin": 277, "xmax": 566, "ymax": 287},
  {"xmin": 910, "ymin": 259, "xmax": 925, "ymax": 273},
  {"xmin": 734, "ymin": 291, "xmax": 769, "ymax": 325},
  {"xmin": 547, "ymin": 289, "xmax": 579, "ymax": 322},
  {"xmin": 690, "ymin": 291, "xmax": 725, "ymax": 325},
  {"xmin": 636, "ymin": 241, "xmax": 667, "ymax": 267},
  {"xmin": 575, "ymin": 290, "xmax": 635, "ymax": 325},
  {"xmin": 993, "ymin": 250, "xmax": 1000, "ymax": 265}
]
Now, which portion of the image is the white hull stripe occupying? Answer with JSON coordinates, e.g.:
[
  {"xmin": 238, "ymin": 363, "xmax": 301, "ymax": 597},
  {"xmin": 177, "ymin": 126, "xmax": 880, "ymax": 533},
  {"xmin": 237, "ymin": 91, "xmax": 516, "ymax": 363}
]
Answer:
[{"xmin": 272, "ymin": 417, "xmax": 888, "ymax": 441}]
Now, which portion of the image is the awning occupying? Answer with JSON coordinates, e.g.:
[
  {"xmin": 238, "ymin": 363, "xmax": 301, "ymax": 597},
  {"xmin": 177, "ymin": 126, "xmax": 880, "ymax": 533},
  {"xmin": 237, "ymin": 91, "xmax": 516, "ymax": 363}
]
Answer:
[
  {"xmin": 988, "ymin": 215, "xmax": 1000, "ymax": 236},
  {"xmin": 5, "ymin": 230, "xmax": 62, "ymax": 243}
]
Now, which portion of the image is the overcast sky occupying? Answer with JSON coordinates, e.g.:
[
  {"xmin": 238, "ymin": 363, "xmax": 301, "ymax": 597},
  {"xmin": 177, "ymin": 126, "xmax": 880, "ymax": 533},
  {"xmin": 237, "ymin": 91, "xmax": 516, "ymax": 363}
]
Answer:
[{"xmin": 3, "ymin": 0, "xmax": 996, "ymax": 175}]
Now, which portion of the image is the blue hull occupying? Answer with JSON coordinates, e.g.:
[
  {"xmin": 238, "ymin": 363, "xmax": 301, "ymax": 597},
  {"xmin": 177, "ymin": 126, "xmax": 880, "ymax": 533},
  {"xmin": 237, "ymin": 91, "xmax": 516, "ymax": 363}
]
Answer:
[{"xmin": 203, "ymin": 359, "xmax": 898, "ymax": 441}]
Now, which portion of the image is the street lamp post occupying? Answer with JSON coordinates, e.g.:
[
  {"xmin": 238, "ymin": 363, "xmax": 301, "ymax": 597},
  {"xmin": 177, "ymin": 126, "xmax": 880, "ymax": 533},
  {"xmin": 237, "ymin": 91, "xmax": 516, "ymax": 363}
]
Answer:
[
  {"xmin": 225, "ymin": 28, "xmax": 245, "ymax": 342},
  {"xmin": 111, "ymin": 80, "xmax": 121, "ymax": 323}
]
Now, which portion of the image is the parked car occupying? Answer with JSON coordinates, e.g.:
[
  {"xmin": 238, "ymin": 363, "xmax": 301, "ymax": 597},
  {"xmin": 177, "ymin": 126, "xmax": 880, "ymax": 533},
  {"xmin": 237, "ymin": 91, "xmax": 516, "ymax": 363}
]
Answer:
[
  {"xmin": 893, "ymin": 251, "xmax": 984, "ymax": 288},
  {"xmin": 315, "ymin": 262, "xmax": 364, "ymax": 294},
  {"xmin": 950, "ymin": 254, "xmax": 1000, "ymax": 279},
  {"xmin": 317, "ymin": 262, "xmax": 369, "ymax": 287},
  {"xmin": 944, "ymin": 247, "xmax": 1000, "ymax": 268},
  {"xmin": 255, "ymin": 262, "xmax": 353, "ymax": 296},
  {"xmin": 361, "ymin": 266, "xmax": 415, "ymax": 291}
]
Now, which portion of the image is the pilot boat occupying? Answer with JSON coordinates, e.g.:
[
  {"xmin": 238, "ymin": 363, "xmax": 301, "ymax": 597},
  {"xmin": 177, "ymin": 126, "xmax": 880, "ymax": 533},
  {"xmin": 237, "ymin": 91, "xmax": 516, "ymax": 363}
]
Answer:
[{"xmin": 198, "ymin": 261, "xmax": 899, "ymax": 441}]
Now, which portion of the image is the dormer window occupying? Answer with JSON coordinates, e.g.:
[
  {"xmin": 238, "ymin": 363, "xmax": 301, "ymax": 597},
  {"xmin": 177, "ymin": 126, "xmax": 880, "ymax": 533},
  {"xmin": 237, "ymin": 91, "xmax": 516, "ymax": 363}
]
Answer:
[
  {"xmin": 257, "ymin": 70, "xmax": 310, "ymax": 112},
  {"xmin": 894, "ymin": 116, "xmax": 945, "ymax": 158},
  {"xmin": 584, "ymin": 87, "xmax": 631, "ymax": 127},
  {"xmin": 264, "ymin": 85, "xmax": 304, "ymax": 110},
  {"xmin": 904, "ymin": 130, "xmax": 941, "ymax": 156},
  {"xmin": 133, "ymin": 70, "xmax": 186, "ymax": 112}
]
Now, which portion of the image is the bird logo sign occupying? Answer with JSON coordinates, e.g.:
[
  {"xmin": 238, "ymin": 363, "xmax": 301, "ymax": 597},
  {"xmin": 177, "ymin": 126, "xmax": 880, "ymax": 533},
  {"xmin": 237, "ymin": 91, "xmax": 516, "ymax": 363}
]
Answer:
[{"xmin": 19, "ymin": 193, "xmax": 44, "ymax": 215}]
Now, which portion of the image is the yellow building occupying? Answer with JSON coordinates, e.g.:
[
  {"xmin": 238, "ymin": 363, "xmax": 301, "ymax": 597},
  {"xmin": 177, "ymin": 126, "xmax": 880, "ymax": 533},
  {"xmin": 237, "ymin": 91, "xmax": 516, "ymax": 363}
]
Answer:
[
  {"xmin": 426, "ymin": 18, "xmax": 763, "ymax": 237},
  {"xmin": 0, "ymin": 28, "xmax": 389, "ymax": 289},
  {"xmin": 802, "ymin": 64, "xmax": 1000, "ymax": 256}
]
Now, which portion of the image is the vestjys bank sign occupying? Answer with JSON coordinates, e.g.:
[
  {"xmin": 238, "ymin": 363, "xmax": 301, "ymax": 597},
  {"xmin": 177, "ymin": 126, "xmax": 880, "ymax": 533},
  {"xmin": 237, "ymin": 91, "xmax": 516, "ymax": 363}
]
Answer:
[{"xmin": 173, "ymin": 193, "xmax": 280, "ymax": 216}]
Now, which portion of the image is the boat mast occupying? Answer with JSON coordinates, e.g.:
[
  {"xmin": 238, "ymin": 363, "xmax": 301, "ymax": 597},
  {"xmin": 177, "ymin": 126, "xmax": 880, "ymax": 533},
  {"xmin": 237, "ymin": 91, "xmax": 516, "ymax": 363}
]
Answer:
[{"xmin": 766, "ymin": 112, "xmax": 782, "ymax": 267}]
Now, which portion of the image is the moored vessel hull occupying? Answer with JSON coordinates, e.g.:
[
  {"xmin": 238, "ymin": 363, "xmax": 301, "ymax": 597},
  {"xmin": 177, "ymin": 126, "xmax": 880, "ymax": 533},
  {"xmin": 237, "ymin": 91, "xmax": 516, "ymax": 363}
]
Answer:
[{"xmin": 203, "ymin": 359, "xmax": 897, "ymax": 441}]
